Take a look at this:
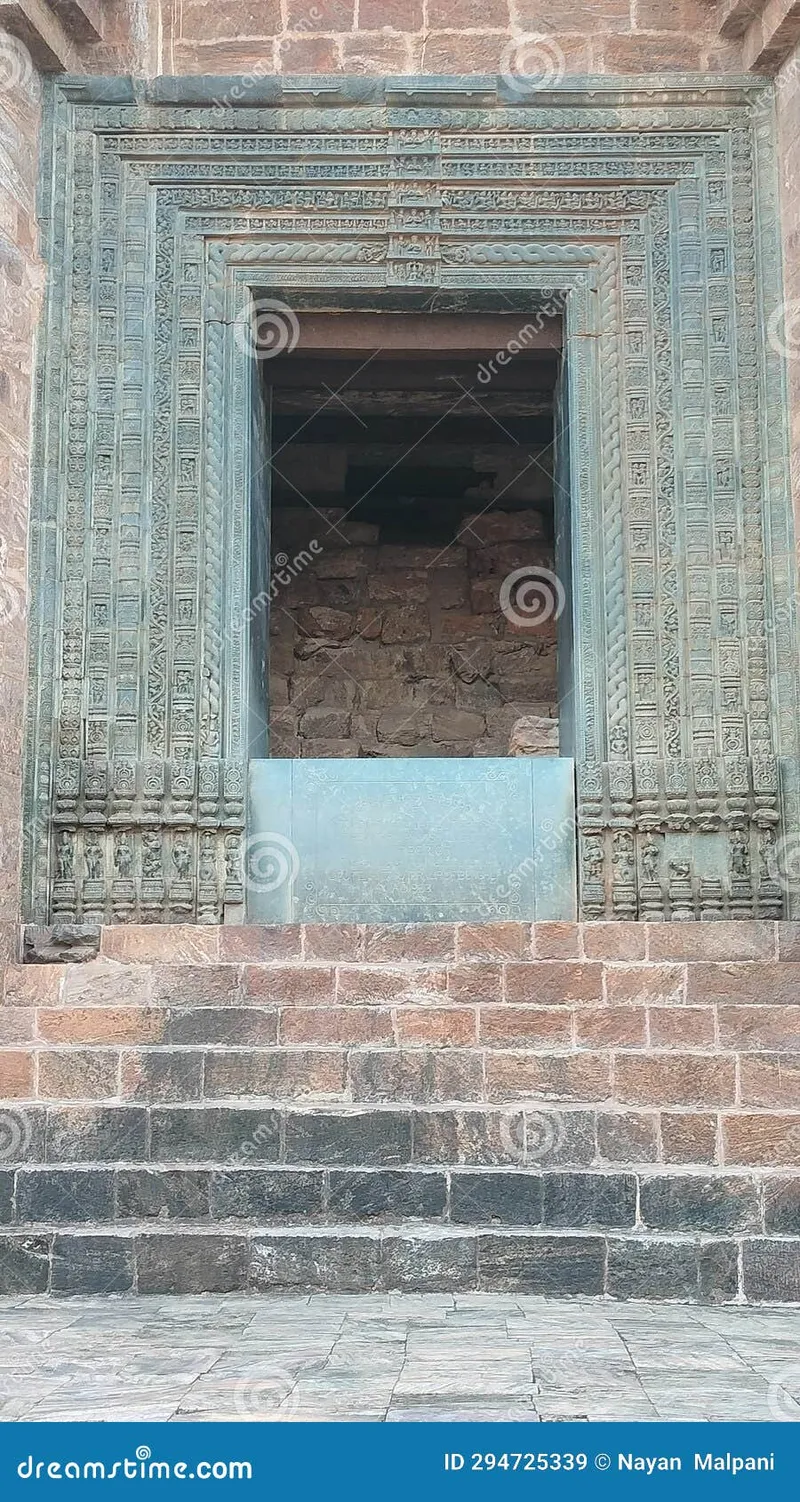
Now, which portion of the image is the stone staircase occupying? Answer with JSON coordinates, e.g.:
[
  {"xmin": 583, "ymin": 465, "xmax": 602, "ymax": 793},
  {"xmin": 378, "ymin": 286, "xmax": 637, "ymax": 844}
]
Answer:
[{"xmin": 0, "ymin": 919, "xmax": 799, "ymax": 1300}]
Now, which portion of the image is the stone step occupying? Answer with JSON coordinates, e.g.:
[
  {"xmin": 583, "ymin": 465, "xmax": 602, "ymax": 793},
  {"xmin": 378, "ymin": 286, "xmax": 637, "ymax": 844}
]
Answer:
[
  {"xmin": 0, "ymin": 1222, "xmax": 795, "ymax": 1301},
  {"xmin": 3, "ymin": 1162, "xmax": 784, "ymax": 1235},
  {"xmin": 3, "ymin": 1099, "xmax": 800, "ymax": 1171}
]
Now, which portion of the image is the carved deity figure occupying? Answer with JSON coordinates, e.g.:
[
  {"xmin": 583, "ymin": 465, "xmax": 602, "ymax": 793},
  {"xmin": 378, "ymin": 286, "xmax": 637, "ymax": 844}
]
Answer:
[
  {"xmin": 641, "ymin": 838, "xmax": 661, "ymax": 884},
  {"xmin": 730, "ymin": 829, "xmax": 750, "ymax": 880},
  {"xmin": 172, "ymin": 838, "xmax": 191, "ymax": 879},
  {"xmin": 142, "ymin": 834, "xmax": 163, "ymax": 881},
  {"xmin": 56, "ymin": 833, "xmax": 74, "ymax": 883},
  {"xmin": 114, "ymin": 832, "xmax": 133, "ymax": 879},
  {"xmin": 84, "ymin": 837, "xmax": 103, "ymax": 882}
]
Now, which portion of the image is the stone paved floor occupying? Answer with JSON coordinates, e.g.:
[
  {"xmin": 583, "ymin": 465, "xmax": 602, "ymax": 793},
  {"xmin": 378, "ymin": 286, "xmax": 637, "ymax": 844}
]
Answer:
[{"xmin": 1, "ymin": 1295, "xmax": 800, "ymax": 1422}]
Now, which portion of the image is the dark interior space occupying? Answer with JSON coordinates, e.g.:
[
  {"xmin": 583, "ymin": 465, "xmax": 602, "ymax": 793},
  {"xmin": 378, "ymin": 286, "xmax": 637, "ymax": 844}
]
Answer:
[{"xmin": 263, "ymin": 330, "xmax": 562, "ymax": 759}]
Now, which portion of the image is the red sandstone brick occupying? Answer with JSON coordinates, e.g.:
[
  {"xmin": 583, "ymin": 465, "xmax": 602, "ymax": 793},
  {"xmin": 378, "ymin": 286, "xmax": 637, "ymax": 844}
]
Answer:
[
  {"xmin": 347, "ymin": 1047, "xmax": 483, "ymax": 1102},
  {"xmin": 286, "ymin": 0, "xmax": 354, "ymax": 27},
  {"xmin": 427, "ymin": 0, "xmax": 510, "ymax": 23},
  {"xmin": 514, "ymin": 0, "xmax": 628, "ymax": 23},
  {"xmin": 303, "ymin": 924, "xmax": 363, "ymax": 961},
  {"xmin": 615, "ymin": 1053, "xmax": 735, "ymax": 1108},
  {"xmin": 687, "ymin": 962, "xmax": 800, "ymax": 1005},
  {"xmin": 646, "ymin": 921, "xmax": 776, "ymax": 963},
  {"xmin": 362, "ymin": 924, "xmax": 455, "ymax": 962},
  {"xmin": 101, "ymin": 925, "xmax": 219, "ymax": 964},
  {"xmin": 179, "ymin": 0, "xmax": 281, "ymax": 38},
  {"xmin": 532, "ymin": 922, "xmax": 582, "ymax": 959},
  {"xmin": 575, "ymin": 1006, "xmax": 647, "ymax": 1048},
  {"xmin": 152, "ymin": 965, "xmax": 240, "ymax": 1006},
  {"xmin": 605, "ymin": 964, "xmax": 685, "ymax": 1006},
  {"xmin": 423, "ymin": 30, "xmax": 518, "ymax": 73},
  {"xmin": 278, "ymin": 36, "xmax": 342, "ymax": 71},
  {"xmin": 723, "ymin": 1113, "xmax": 800, "ymax": 1166},
  {"xmin": 447, "ymin": 963, "xmax": 503, "ymax": 1004},
  {"xmin": 37, "ymin": 1007, "xmax": 169, "ymax": 1046},
  {"xmin": 60, "ymin": 960, "xmax": 152, "ymax": 1009},
  {"xmin": 280, "ymin": 1007, "xmax": 394, "ymax": 1045},
  {"xmin": 485, "ymin": 1050, "xmax": 611, "ymax": 1103},
  {"xmin": 777, "ymin": 923, "xmax": 800, "ymax": 960},
  {"xmin": 739, "ymin": 1054, "xmax": 800, "ymax": 1110},
  {"xmin": 244, "ymin": 965, "xmax": 334, "ymax": 1006},
  {"xmin": 660, "ymin": 1112, "xmax": 718, "ymax": 1164},
  {"xmin": 0, "ymin": 1049, "xmax": 33, "ymax": 1097},
  {"xmin": 394, "ymin": 1007, "xmax": 477, "ymax": 1047},
  {"xmin": 718, "ymin": 1006, "xmax": 800, "ymax": 1050},
  {"xmin": 2, "ymin": 963, "xmax": 61, "ymax": 1005},
  {"xmin": 582, "ymin": 922, "xmax": 647, "ymax": 960},
  {"xmin": 341, "ymin": 33, "xmax": 413, "ymax": 70},
  {"xmin": 505, "ymin": 961, "xmax": 602, "ymax": 1005},
  {"xmin": 218, "ymin": 925, "xmax": 302, "ymax": 962},
  {"xmin": 204, "ymin": 1047, "xmax": 347, "ymax": 1100},
  {"xmin": 601, "ymin": 34, "xmax": 703, "ymax": 71},
  {"xmin": 456, "ymin": 923, "xmax": 530, "ymax": 961},
  {"xmin": 634, "ymin": 0, "xmax": 710, "ymax": 27},
  {"xmin": 336, "ymin": 966, "xmax": 447, "ymax": 1005},
  {"xmin": 648, "ymin": 1007, "xmax": 716, "ymax": 1049},
  {"xmin": 480, "ymin": 1006, "xmax": 572, "ymax": 1047},
  {"xmin": 358, "ymin": 0, "xmax": 422, "ymax": 24},
  {"xmin": 38, "ymin": 1050, "xmax": 118, "ymax": 1100}
]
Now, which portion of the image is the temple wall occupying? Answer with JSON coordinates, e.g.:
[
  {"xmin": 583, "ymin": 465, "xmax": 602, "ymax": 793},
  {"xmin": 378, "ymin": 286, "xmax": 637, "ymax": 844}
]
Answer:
[
  {"xmin": 0, "ymin": 51, "xmax": 42, "ymax": 963},
  {"xmin": 775, "ymin": 40, "xmax": 800, "ymax": 551}
]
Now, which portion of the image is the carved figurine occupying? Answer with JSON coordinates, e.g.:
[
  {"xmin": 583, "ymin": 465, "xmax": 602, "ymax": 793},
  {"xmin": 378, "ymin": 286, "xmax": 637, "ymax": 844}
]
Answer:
[
  {"xmin": 114, "ymin": 832, "xmax": 133, "ymax": 879},
  {"xmin": 84, "ymin": 837, "xmax": 103, "ymax": 882},
  {"xmin": 172, "ymin": 837, "xmax": 191, "ymax": 879},
  {"xmin": 142, "ymin": 833, "xmax": 162, "ymax": 881},
  {"xmin": 56, "ymin": 833, "xmax": 74, "ymax": 883},
  {"xmin": 641, "ymin": 838, "xmax": 661, "ymax": 884},
  {"xmin": 730, "ymin": 829, "xmax": 750, "ymax": 880},
  {"xmin": 224, "ymin": 837, "xmax": 239, "ymax": 884}
]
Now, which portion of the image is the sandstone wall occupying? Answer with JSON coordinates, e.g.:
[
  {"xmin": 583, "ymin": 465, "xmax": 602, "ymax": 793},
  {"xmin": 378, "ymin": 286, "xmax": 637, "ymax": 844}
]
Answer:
[
  {"xmin": 268, "ymin": 507, "xmax": 558, "ymax": 758},
  {"xmin": 0, "ymin": 48, "xmax": 43, "ymax": 962},
  {"xmin": 155, "ymin": 0, "xmax": 738, "ymax": 76},
  {"xmin": 775, "ymin": 41, "xmax": 800, "ymax": 554}
]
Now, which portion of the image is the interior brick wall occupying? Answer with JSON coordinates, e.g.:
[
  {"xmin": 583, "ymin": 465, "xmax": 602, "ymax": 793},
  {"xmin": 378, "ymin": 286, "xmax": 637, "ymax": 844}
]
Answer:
[{"xmin": 268, "ymin": 507, "xmax": 558, "ymax": 758}]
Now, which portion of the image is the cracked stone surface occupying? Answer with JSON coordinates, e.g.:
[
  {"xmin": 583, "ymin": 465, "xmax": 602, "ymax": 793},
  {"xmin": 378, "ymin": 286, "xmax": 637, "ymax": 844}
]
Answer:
[{"xmin": 1, "ymin": 1295, "xmax": 800, "ymax": 1421}]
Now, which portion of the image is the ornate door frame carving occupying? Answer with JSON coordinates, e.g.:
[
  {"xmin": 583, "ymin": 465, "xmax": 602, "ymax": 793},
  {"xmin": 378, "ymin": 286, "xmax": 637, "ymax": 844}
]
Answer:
[{"xmin": 24, "ymin": 74, "xmax": 799, "ymax": 923}]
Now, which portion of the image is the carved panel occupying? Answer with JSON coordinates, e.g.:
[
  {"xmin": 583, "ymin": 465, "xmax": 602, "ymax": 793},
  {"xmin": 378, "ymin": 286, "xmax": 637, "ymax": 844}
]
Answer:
[{"xmin": 23, "ymin": 76, "xmax": 799, "ymax": 922}]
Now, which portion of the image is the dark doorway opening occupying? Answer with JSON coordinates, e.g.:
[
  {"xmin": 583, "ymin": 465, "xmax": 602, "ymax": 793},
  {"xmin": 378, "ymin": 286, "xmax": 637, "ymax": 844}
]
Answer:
[{"xmin": 259, "ymin": 313, "xmax": 565, "ymax": 761}]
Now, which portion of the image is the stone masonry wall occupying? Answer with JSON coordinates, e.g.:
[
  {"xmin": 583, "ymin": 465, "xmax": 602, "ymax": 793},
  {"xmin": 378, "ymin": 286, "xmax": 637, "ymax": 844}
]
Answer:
[
  {"xmin": 155, "ymin": 1, "xmax": 740, "ymax": 77},
  {"xmin": 775, "ymin": 41, "xmax": 800, "ymax": 555},
  {"xmin": 0, "ymin": 50, "xmax": 43, "ymax": 964},
  {"xmin": 268, "ymin": 507, "xmax": 558, "ymax": 758}
]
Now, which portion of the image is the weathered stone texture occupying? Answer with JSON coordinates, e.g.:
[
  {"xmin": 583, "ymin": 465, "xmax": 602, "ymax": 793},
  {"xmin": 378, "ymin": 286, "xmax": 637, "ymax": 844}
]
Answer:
[
  {"xmin": 776, "ymin": 41, "xmax": 800, "ymax": 557},
  {"xmin": 269, "ymin": 508, "xmax": 557, "ymax": 759}
]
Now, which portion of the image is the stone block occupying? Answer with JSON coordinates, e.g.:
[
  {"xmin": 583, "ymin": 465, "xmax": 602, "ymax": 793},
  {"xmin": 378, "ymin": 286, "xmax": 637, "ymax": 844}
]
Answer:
[
  {"xmin": 485, "ymin": 1051, "xmax": 611, "ymax": 1103},
  {"xmin": 0, "ymin": 1049, "xmax": 33, "ymax": 1096},
  {"xmin": 151, "ymin": 964, "xmax": 240, "ymax": 1006},
  {"xmin": 639, "ymin": 1174, "xmax": 760, "ymax": 1233},
  {"xmin": 723, "ymin": 1114, "xmax": 800, "ymax": 1167},
  {"xmin": 0, "ymin": 1234, "xmax": 50, "ymax": 1293},
  {"xmin": 582, "ymin": 923, "xmax": 647, "ymax": 960},
  {"xmin": 46, "ymin": 1106, "xmax": 148, "ymax": 1163},
  {"xmin": 118, "ymin": 1050, "xmax": 202, "ymax": 1103},
  {"xmin": 280, "ymin": 1007, "xmax": 393, "ymax": 1045},
  {"xmin": 61, "ymin": 959, "xmax": 153, "ymax": 1008},
  {"xmin": 0, "ymin": 1171, "xmax": 12, "ymax": 1223},
  {"xmin": 449, "ymin": 1169, "xmax": 543, "ymax": 1226},
  {"xmin": 362, "ymin": 924, "xmax": 456, "ymax": 963},
  {"xmin": 51, "ymin": 1234, "xmax": 134, "ymax": 1294},
  {"xmin": 382, "ymin": 1232, "xmax": 477, "ymax": 1291},
  {"xmin": 337, "ymin": 966, "xmax": 446, "ymax": 1005},
  {"xmin": 348, "ymin": 1048, "xmax": 483, "ymax": 1103},
  {"xmin": 16, "ymin": 1168, "xmax": 115, "ymax": 1223},
  {"xmin": 303, "ymin": 924, "xmax": 363, "ymax": 961},
  {"xmin": 411, "ymin": 1108, "xmax": 525, "ymax": 1166},
  {"xmin": 39, "ymin": 1007, "xmax": 169, "ymax": 1046},
  {"xmin": 210, "ymin": 1167, "xmax": 324, "ymax": 1220},
  {"xmin": 742, "ymin": 1240, "xmax": 800, "ymax": 1303},
  {"xmin": 204, "ymin": 1048, "xmax": 347, "ymax": 1101},
  {"xmin": 740, "ymin": 1054, "xmax": 800, "ymax": 1109},
  {"xmin": 660, "ymin": 1112, "xmax": 718, "ymax": 1164},
  {"xmin": 116, "ymin": 1168, "xmax": 211, "ymax": 1221},
  {"xmin": 37, "ymin": 1049, "xmax": 117, "ymax": 1100},
  {"xmin": 508, "ymin": 715, "xmax": 559, "ymax": 755},
  {"xmin": 250, "ymin": 1230, "xmax": 380, "ymax": 1292},
  {"xmin": 542, "ymin": 1171, "xmax": 637, "ymax": 1229},
  {"xmin": 284, "ymin": 1107, "xmax": 412, "ymax": 1166},
  {"xmin": 614, "ymin": 1054, "xmax": 735, "ymax": 1108},
  {"xmin": 456, "ymin": 922, "xmax": 531, "ymax": 961},
  {"xmin": 532, "ymin": 923, "xmax": 582, "ymax": 959},
  {"xmin": 327, "ymin": 1168, "xmax": 446, "ymax": 1220},
  {"xmin": 763, "ymin": 1178, "xmax": 800, "ymax": 1234},
  {"xmin": 697, "ymin": 1240, "xmax": 739, "ymax": 1303},
  {"xmin": 150, "ymin": 1106, "xmax": 281, "ymax": 1164},
  {"xmin": 596, "ymin": 1110, "xmax": 659, "ymax": 1164},
  {"xmin": 447, "ymin": 963, "xmax": 503, "ymax": 1004},
  {"xmin": 136, "ymin": 1232, "xmax": 248, "ymax": 1294},
  {"xmin": 101, "ymin": 926, "xmax": 219, "ymax": 964},
  {"xmin": 718, "ymin": 1006, "xmax": 800, "ymax": 1050},
  {"xmin": 395, "ymin": 1007, "xmax": 476, "ymax": 1047},
  {"xmin": 479, "ymin": 1006, "xmax": 571, "ymax": 1046},
  {"xmin": 167, "ymin": 1008, "xmax": 278, "ymax": 1046},
  {"xmin": 477, "ymin": 1232, "xmax": 605, "ymax": 1295},
  {"xmin": 647, "ymin": 922, "xmax": 776, "ymax": 962},
  {"xmin": 687, "ymin": 962, "xmax": 800, "ymax": 1005},
  {"xmin": 574, "ymin": 1006, "xmax": 647, "ymax": 1048},
  {"xmin": 381, "ymin": 607, "xmax": 429, "ymax": 644},
  {"xmin": 606, "ymin": 1238, "xmax": 698, "ymax": 1301},
  {"xmin": 505, "ymin": 961, "xmax": 602, "ymax": 1004},
  {"xmin": 244, "ymin": 964, "xmax": 334, "ymax": 1005},
  {"xmin": 648, "ymin": 1007, "xmax": 715, "ymax": 1048},
  {"xmin": 605, "ymin": 964, "xmax": 685, "ymax": 1005},
  {"xmin": 218, "ymin": 925, "xmax": 302, "ymax": 962}
]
